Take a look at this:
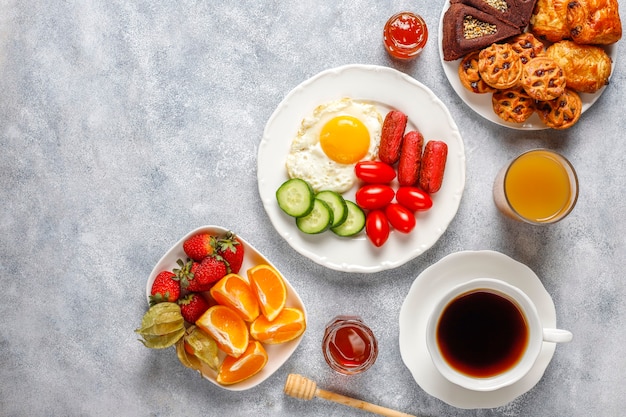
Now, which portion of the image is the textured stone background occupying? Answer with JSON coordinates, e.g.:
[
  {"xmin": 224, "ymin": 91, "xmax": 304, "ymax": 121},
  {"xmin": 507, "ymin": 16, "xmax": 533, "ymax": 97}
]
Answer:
[{"xmin": 1, "ymin": 1, "xmax": 624, "ymax": 416}]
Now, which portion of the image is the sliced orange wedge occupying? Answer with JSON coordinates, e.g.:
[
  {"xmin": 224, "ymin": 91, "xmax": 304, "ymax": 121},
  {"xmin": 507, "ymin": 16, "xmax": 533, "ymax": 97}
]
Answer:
[
  {"xmin": 210, "ymin": 273, "xmax": 260, "ymax": 322},
  {"xmin": 196, "ymin": 305, "xmax": 249, "ymax": 358},
  {"xmin": 217, "ymin": 340, "xmax": 268, "ymax": 385},
  {"xmin": 247, "ymin": 264, "xmax": 287, "ymax": 321},
  {"xmin": 249, "ymin": 307, "xmax": 306, "ymax": 344}
]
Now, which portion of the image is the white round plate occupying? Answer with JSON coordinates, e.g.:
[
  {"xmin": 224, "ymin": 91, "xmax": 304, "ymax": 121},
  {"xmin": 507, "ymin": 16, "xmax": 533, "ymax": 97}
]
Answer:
[
  {"xmin": 438, "ymin": 3, "xmax": 617, "ymax": 130},
  {"xmin": 258, "ymin": 64, "xmax": 465, "ymax": 273},
  {"xmin": 399, "ymin": 250, "xmax": 559, "ymax": 409},
  {"xmin": 145, "ymin": 225, "xmax": 307, "ymax": 391}
]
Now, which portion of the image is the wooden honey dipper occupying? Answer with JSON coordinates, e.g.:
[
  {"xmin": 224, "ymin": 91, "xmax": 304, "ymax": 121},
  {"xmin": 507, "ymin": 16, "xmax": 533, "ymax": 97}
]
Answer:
[{"xmin": 284, "ymin": 374, "xmax": 416, "ymax": 417}]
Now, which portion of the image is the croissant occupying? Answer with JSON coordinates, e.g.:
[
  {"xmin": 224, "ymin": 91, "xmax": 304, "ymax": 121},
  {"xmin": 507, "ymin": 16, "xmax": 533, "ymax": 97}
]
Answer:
[
  {"xmin": 567, "ymin": 0, "xmax": 622, "ymax": 44},
  {"xmin": 529, "ymin": 0, "xmax": 570, "ymax": 42},
  {"xmin": 546, "ymin": 40, "xmax": 612, "ymax": 93}
]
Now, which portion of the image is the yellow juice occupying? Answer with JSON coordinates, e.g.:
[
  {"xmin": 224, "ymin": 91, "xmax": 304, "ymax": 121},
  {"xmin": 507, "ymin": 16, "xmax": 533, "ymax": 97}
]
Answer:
[{"xmin": 504, "ymin": 150, "xmax": 574, "ymax": 223}]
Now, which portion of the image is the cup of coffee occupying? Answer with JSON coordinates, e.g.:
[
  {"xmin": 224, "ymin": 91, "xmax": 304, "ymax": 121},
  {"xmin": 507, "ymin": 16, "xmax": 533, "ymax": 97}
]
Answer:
[{"xmin": 426, "ymin": 278, "xmax": 572, "ymax": 391}]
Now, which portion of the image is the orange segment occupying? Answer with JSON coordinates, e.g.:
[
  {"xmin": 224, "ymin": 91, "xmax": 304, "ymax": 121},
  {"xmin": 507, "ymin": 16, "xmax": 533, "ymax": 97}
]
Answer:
[
  {"xmin": 217, "ymin": 340, "xmax": 268, "ymax": 385},
  {"xmin": 250, "ymin": 307, "xmax": 306, "ymax": 344},
  {"xmin": 210, "ymin": 273, "xmax": 260, "ymax": 322},
  {"xmin": 247, "ymin": 264, "xmax": 287, "ymax": 321},
  {"xmin": 196, "ymin": 305, "xmax": 249, "ymax": 358}
]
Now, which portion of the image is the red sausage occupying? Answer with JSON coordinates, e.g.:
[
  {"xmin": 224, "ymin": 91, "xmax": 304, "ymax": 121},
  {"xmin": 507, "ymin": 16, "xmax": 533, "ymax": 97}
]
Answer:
[
  {"xmin": 418, "ymin": 140, "xmax": 448, "ymax": 193},
  {"xmin": 397, "ymin": 131, "xmax": 424, "ymax": 186},
  {"xmin": 378, "ymin": 110, "xmax": 408, "ymax": 165}
]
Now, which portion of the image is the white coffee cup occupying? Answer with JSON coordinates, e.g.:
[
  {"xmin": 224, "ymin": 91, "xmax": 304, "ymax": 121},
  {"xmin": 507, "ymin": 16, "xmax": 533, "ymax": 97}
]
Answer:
[{"xmin": 426, "ymin": 278, "xmax": 572, "ymax": 391}]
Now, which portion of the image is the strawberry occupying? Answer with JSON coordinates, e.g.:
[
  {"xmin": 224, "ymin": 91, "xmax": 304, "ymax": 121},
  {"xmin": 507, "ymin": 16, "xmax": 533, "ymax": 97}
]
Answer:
[
  {"xmin": 178, "ymin": 293, "xmax": 210, "ymax": 324},
  {"xmin": 149, "ymin": 271, "xmax": 181, "ymax": 306},
  {"xmin": 186, "ymin": 255, "xmax": 227, "ymax": 292},
  {"xmin": 183, "ymin": 233, "xmax": 216, "ymax": 261},
  {"xmin": 216, "ymin": 231, "xmax": 244, "ymax": 274}
]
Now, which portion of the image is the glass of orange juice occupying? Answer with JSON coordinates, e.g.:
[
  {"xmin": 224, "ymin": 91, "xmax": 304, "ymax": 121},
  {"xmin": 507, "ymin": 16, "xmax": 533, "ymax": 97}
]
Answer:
[{"xmin": 493, "ymin": 149, "xmax": 579, "ymax": 224}]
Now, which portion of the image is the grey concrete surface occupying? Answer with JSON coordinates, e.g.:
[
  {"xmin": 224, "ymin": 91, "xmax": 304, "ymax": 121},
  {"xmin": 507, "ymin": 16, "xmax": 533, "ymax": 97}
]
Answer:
[{"xmin": 1, "ymin": 1, "xmax": 624, "ymax": 416}]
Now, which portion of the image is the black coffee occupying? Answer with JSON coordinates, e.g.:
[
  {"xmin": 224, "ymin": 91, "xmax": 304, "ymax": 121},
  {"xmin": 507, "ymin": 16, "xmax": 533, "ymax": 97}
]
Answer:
[{"xmin": 436, "ymin": 291, "xmax": 529, "ymax": 378}]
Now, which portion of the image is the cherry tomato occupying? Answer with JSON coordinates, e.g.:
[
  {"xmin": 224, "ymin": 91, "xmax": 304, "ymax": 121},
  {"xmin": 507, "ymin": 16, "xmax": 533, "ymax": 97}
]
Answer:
[
  {"xmin": 355, "ymin": 184, "xmax": 395, "ymax": 210},
  {"xmin": 385, "ymin": 203, "xmax": 416, "ymax": 233},
  {"xmin": 355, "ymin": 161, "xmax": 396, "ymax": 184},
  {"xmin": 366, "ymin": 210, "xmax": 390, "ymax": 247},
  {"xmin": 396, "ymin": 186, "xmax": 433, "ymax": 211}
]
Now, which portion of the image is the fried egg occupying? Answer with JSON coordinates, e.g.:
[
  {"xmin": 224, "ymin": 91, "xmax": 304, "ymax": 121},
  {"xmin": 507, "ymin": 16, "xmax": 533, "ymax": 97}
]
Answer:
[{"xmin": 285, "ymin": 98, "xmax": 383, "ymax": 193}]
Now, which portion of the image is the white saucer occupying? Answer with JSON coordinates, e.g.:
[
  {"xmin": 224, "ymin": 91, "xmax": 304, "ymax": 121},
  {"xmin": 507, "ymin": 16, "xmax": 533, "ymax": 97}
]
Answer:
[{"xmin": 399, "ymin": 250, "xmax": 558, "ymax": 409}]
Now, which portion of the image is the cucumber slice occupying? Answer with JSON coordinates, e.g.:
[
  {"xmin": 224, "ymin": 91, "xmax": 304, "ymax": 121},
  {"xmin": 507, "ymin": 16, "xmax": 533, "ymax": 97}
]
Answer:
[
  {"xmin": 315, "ymin": 190, "xmax": 348, "ymax": 228},
  {"xmin": 276, "ymin": 178, "xmax": 315, "ymax": 217},
  {"xmin": 296, "ymin": 199, "xmax": 333, "ymax": 234},
  {"xmin": 331, "ymin": 200, "xmax": 365, "ymax": 237}
]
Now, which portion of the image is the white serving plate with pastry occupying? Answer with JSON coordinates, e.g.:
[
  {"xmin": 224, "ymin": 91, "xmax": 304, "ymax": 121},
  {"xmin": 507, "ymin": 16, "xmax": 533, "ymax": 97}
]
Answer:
[{"xmin": 438, "ymin": 2, "xmax": 617, "ymax": 130}]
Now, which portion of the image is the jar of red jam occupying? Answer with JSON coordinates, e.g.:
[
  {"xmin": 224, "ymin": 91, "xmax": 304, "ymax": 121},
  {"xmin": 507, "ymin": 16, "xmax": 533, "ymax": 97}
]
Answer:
[
  {"xmin": 322, "ymin": 316, "xmax": 378, "ymax": 375},
  {"xmin": 383, "ymin": 12, "xmax": 428, "ymax": 60}
]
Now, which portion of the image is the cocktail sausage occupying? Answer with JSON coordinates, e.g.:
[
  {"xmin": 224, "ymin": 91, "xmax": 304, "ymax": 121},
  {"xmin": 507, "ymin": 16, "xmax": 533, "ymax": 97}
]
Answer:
[
  {"xmin": 418, "ymin": 140, "xmax": 448, "ymax": 193},
  {"xmin": 397, "ymin": 131, "xmax": 424, "ymax": 186},
  {"xmin": 378, "ymin": 110, "xmax": 408, "ymax": 164}
]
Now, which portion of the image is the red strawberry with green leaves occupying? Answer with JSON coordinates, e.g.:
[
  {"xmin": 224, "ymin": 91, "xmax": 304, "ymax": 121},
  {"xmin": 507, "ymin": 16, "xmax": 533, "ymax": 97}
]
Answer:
[
  {"xmin": 183, "ymin": 233, "xmax": 216, "ymax": 261},
  {"xmin": 149, "ymin": 271, "xmax": 181, "ymax": 306},
  {"xmin": 178, "ymin": 293, "xmax": 211, "ymax": 324},
  {"xmin": 186, "ymin": 255, "xmax": 227, "ymax": 292},
  {"xmin": 216, "ymin": 231, "xmax": 244, "ymax": 274}
]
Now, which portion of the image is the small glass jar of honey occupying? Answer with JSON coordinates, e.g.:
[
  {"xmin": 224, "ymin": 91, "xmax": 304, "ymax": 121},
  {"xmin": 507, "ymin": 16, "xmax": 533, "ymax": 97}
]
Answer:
[
  {"xmin": 322, "ymin": 316, "xmax": 378, "ymax": 375},
  {"xmin": 383, "ymin": 12, "xmax": 428, "ymax": 60}
]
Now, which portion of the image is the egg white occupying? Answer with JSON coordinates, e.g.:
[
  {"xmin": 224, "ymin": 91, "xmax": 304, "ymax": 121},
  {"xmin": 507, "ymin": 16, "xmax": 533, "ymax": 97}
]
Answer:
[{"xmin": 285, "ymin": 98, "xmax": 382, "ymax": 193}]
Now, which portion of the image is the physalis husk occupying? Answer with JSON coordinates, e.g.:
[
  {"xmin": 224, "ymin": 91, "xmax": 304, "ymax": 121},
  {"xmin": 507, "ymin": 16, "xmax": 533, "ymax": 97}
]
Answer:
[{"xmin": 135, "ymin": 302, "xmax": 185, "ymax": 349}]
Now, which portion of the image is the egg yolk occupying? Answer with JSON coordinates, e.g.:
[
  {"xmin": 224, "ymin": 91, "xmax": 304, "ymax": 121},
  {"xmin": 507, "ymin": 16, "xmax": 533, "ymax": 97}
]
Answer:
[{"xmin": 319, "ymin": 115, "xmax": 370, "ymax": 164}]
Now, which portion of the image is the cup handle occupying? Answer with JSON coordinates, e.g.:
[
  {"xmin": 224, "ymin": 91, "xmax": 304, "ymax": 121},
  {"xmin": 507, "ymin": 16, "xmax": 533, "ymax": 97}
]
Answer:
[{"xmin": 543, "ymin": 328, "xmax": 573, "ymax": 343}]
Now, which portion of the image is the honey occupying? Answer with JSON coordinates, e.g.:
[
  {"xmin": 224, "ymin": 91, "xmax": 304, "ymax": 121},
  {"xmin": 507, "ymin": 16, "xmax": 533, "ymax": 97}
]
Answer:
[{"xmin": 322, "ymin": 316, "xmax": 378, "ymax": 374}]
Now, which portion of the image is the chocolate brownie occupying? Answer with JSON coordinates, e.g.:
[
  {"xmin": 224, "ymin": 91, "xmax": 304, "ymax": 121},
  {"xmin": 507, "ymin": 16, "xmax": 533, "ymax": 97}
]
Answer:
[
  {"xmin": 442, "ymin": 3, "xmax": 522, "ymax": 61},
  {"xmin": 450, "ymin": 0, "xmax": 538, "ymax": 29}
]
